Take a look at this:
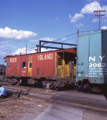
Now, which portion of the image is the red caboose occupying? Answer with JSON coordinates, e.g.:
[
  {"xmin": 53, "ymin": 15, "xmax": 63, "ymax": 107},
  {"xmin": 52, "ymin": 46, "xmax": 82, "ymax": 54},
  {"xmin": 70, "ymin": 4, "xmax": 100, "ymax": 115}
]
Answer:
[{"xmin": 4, "ymin": 48, "xmax": 76, "ymax": 89}]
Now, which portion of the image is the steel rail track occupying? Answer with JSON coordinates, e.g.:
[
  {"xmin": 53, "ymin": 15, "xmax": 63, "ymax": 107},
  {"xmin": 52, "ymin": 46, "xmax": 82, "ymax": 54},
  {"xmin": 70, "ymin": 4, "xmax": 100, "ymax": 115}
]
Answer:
[{"xmin": 1, "ymin": 82, "xmax": 107, "ymax": 113}]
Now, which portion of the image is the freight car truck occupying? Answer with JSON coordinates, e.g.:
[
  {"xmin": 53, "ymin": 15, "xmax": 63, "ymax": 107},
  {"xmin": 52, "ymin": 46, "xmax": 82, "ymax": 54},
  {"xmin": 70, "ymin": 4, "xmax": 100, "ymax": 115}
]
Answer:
[
  {"xmin": 4, "ymin": 48, "xmax": 76, "ymax": 90},
  {"xmin": 76, "ymin": 30, "xmax": 107, "ymax": 93}
]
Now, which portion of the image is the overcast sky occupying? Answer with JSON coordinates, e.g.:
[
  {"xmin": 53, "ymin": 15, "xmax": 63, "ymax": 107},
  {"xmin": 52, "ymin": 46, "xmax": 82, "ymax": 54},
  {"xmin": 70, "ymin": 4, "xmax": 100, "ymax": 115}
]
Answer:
[{"xmin": 0, "ymin": 0, "xmax": 107, "ymax": 64}]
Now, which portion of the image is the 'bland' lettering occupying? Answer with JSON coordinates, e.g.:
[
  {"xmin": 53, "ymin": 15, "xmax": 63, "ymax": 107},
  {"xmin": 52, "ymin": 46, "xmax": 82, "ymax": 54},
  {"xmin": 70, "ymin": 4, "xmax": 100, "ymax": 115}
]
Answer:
[{"xmin": 38, "ymin": 54, "xmax": 53, "ymax": 60}]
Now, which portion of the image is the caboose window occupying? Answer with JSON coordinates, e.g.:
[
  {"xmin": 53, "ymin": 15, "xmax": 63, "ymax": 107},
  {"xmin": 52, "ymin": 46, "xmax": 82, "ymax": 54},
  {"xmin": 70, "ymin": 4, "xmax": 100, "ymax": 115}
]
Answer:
[
  {"xmin": 22, "ymin": 62, "xmax": 26, "ymax": 68},
  {"xmin": 8, "ymin": 63, "xmax": 10, "ymax": 67},
  {"xmin": 29, "ymin": 63, "xmax": 32, "ymax": 68},
  {"xmin": 17, "ymin": 62, "xmax": 19, "ymax": 67}
]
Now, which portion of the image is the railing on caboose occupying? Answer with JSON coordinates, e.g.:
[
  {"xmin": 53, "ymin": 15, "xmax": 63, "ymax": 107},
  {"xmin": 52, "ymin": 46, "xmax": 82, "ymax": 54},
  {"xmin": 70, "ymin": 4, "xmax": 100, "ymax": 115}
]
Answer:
[
  {"xmin": 57, "ymin": 58, "xmax": 70, "ymax": 78},
  {"xmin": 57, "ymin": 65, "xmax": 70, "ymax": 78}
]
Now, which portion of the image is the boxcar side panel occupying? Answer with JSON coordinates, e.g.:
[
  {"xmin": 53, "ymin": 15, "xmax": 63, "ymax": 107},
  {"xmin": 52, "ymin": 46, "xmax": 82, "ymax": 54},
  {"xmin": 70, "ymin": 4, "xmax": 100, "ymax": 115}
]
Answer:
[
  {"xmin": 76, "ymin": 30, "xmax": 107, "ymax": 84},
  {"xmin": 89, "ymin": 31, "xmax": 103, "ymax": 83},
  {"xmin": 76, "ymin": 34, "xmax": 89, "ymax": 81}
]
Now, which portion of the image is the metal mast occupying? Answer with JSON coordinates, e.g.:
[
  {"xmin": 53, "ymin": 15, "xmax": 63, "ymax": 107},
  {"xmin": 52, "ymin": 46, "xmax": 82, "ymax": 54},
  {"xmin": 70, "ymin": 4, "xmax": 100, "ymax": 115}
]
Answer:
[
  {"xmin": 26, "ymin": 43, "xmax": 27, "ymax": 54},
  {"xmin": 38, "ymin": 40, "xmax": 77, "ymax": 53},
  {"xmin": 94, "ymin": 10, "xmax": 106, "ymax": 30}
]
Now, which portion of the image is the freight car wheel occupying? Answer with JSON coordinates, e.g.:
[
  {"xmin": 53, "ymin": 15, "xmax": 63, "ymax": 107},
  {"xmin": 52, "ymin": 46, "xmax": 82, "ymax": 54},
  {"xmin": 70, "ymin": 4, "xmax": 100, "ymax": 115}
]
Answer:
[
  {"xmin": 43, "ymin": 84, "xmax": 47, "ymax": 89},
  {"xmin": 7, "ymin": 78, "xmax": 11, "ymax": 84},
  {"xmin": 54, "ymin": 86, "xmax": 61, "ymax": 91},
  {"xmin": 8, "ymin": 78, "xmax": 14, "ymax": 85},
  {"xmin": 84, "ymin": 84, "xmax": 89, "ymax": 93},
  {"xmin": 11, "ymin": 78, "xmax": 18, "ymax": 85},
  {"xmin": 42, "ymin": 81, "xmax": 48, "ymax": 89},
  {"xmin": 90, "ymin": 87, "xmax": 102, "ymax": 93},
  {"xmin": 16, "ymin": 81, "xmax": 20, "ymax": 86},
  {"xmin": 88, "ymin": 84, "xmax": 103, "ymax": 93},
  {"xmin": 16, "ymin": 79, "xmax": 22, "ymax": 86},
  {"xmin": 55, "ymin": 87, "xmax": 59, "ymax": 91}
]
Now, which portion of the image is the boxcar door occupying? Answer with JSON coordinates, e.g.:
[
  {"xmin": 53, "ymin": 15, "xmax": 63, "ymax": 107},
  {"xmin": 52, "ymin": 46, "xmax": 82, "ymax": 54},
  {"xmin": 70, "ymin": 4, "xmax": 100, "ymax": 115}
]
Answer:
[
  {"xmin": 28, "ymin": 56, "xmax": 32, "ymax": 77},
  {"xmin": 76, "ymin": 34, "xmax": 89, "ymax": 81}
]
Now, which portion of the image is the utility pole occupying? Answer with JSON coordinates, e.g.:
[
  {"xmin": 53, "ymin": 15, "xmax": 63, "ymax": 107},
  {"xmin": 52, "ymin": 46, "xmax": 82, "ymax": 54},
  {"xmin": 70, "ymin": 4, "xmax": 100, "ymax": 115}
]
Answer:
[{"xmin": 94, "ymin": 10, "xmax": 106, "ymax": 30}]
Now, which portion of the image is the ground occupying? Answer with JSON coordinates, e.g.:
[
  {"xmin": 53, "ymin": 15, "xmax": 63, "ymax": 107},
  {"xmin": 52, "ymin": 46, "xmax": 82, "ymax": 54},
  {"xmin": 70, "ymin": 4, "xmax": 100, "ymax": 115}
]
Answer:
[
  {"xmin": 0, "ymin": 94, "xmax": 50, "ymax": 120},
  {"xmin": 0, "ymin": 77, "xmax": 57, "ymax": 120}
]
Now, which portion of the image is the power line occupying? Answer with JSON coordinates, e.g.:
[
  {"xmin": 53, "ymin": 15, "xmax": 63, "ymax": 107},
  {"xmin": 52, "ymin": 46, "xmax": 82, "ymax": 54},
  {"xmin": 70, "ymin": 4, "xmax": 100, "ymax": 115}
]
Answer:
[
  {"xmin": 53, "ymin": 32, "xmax": 77, "ymax": 42},
  {"xmin": 11, "ymin": 29, "xmax": 103, "ymax": 55},
  {"xmin": 29, "ymin": 30, "xmax": 97, "ymax": 49},
  {"xmin": 40, "ymin": 29, "xmax": 98, "ymax": 47}
]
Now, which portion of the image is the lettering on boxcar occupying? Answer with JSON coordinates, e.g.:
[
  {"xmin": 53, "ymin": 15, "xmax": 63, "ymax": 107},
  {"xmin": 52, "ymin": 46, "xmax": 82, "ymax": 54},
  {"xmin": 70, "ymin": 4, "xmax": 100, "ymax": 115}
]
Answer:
[
  {"xmin": 10, "ymin": 58, "xmax": 17, "ymax": 63},
  {"xmin": 89, "ymin": 56, "xmax": 95, "ymax": 61},
  {"xmin": 38, "ymin": 54, "xmax": 53, "ymax": 60},
  {"xmin": 88, "ymin": 55, "xmax": 107, "ymax": 77},
  {"xmin": 99, "ymin": 56, "xmax": 105, "ymax": 61},
  {"xmin": 89, "ymin": 56, "xmax": 105, "ymax": 61}
]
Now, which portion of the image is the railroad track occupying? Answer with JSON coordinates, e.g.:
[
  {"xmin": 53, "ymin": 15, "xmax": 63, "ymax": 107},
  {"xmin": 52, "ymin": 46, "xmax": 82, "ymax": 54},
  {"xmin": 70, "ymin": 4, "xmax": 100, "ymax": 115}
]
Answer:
[
  {"xmin": 1, "ymin": 82, "xmax": 57, "ymax": 100},
  {"xmin": 1, "ymin": 82, "xmax": 107, "ymax": 113}
]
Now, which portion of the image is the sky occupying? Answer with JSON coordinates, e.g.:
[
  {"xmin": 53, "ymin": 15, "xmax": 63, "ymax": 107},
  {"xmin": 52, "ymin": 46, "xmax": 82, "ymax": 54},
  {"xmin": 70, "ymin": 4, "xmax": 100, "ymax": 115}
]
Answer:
[{"xmin": 0, "ymin": 0, "xmax": 107, "ymax": 64}]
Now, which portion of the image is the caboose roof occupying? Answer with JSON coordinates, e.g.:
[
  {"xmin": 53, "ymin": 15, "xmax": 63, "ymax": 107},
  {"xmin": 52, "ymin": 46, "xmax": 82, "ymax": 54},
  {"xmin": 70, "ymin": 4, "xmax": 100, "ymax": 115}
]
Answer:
[{"xmin": 4, "ymin": 47, "xmax": 77, "ymax": 59}]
